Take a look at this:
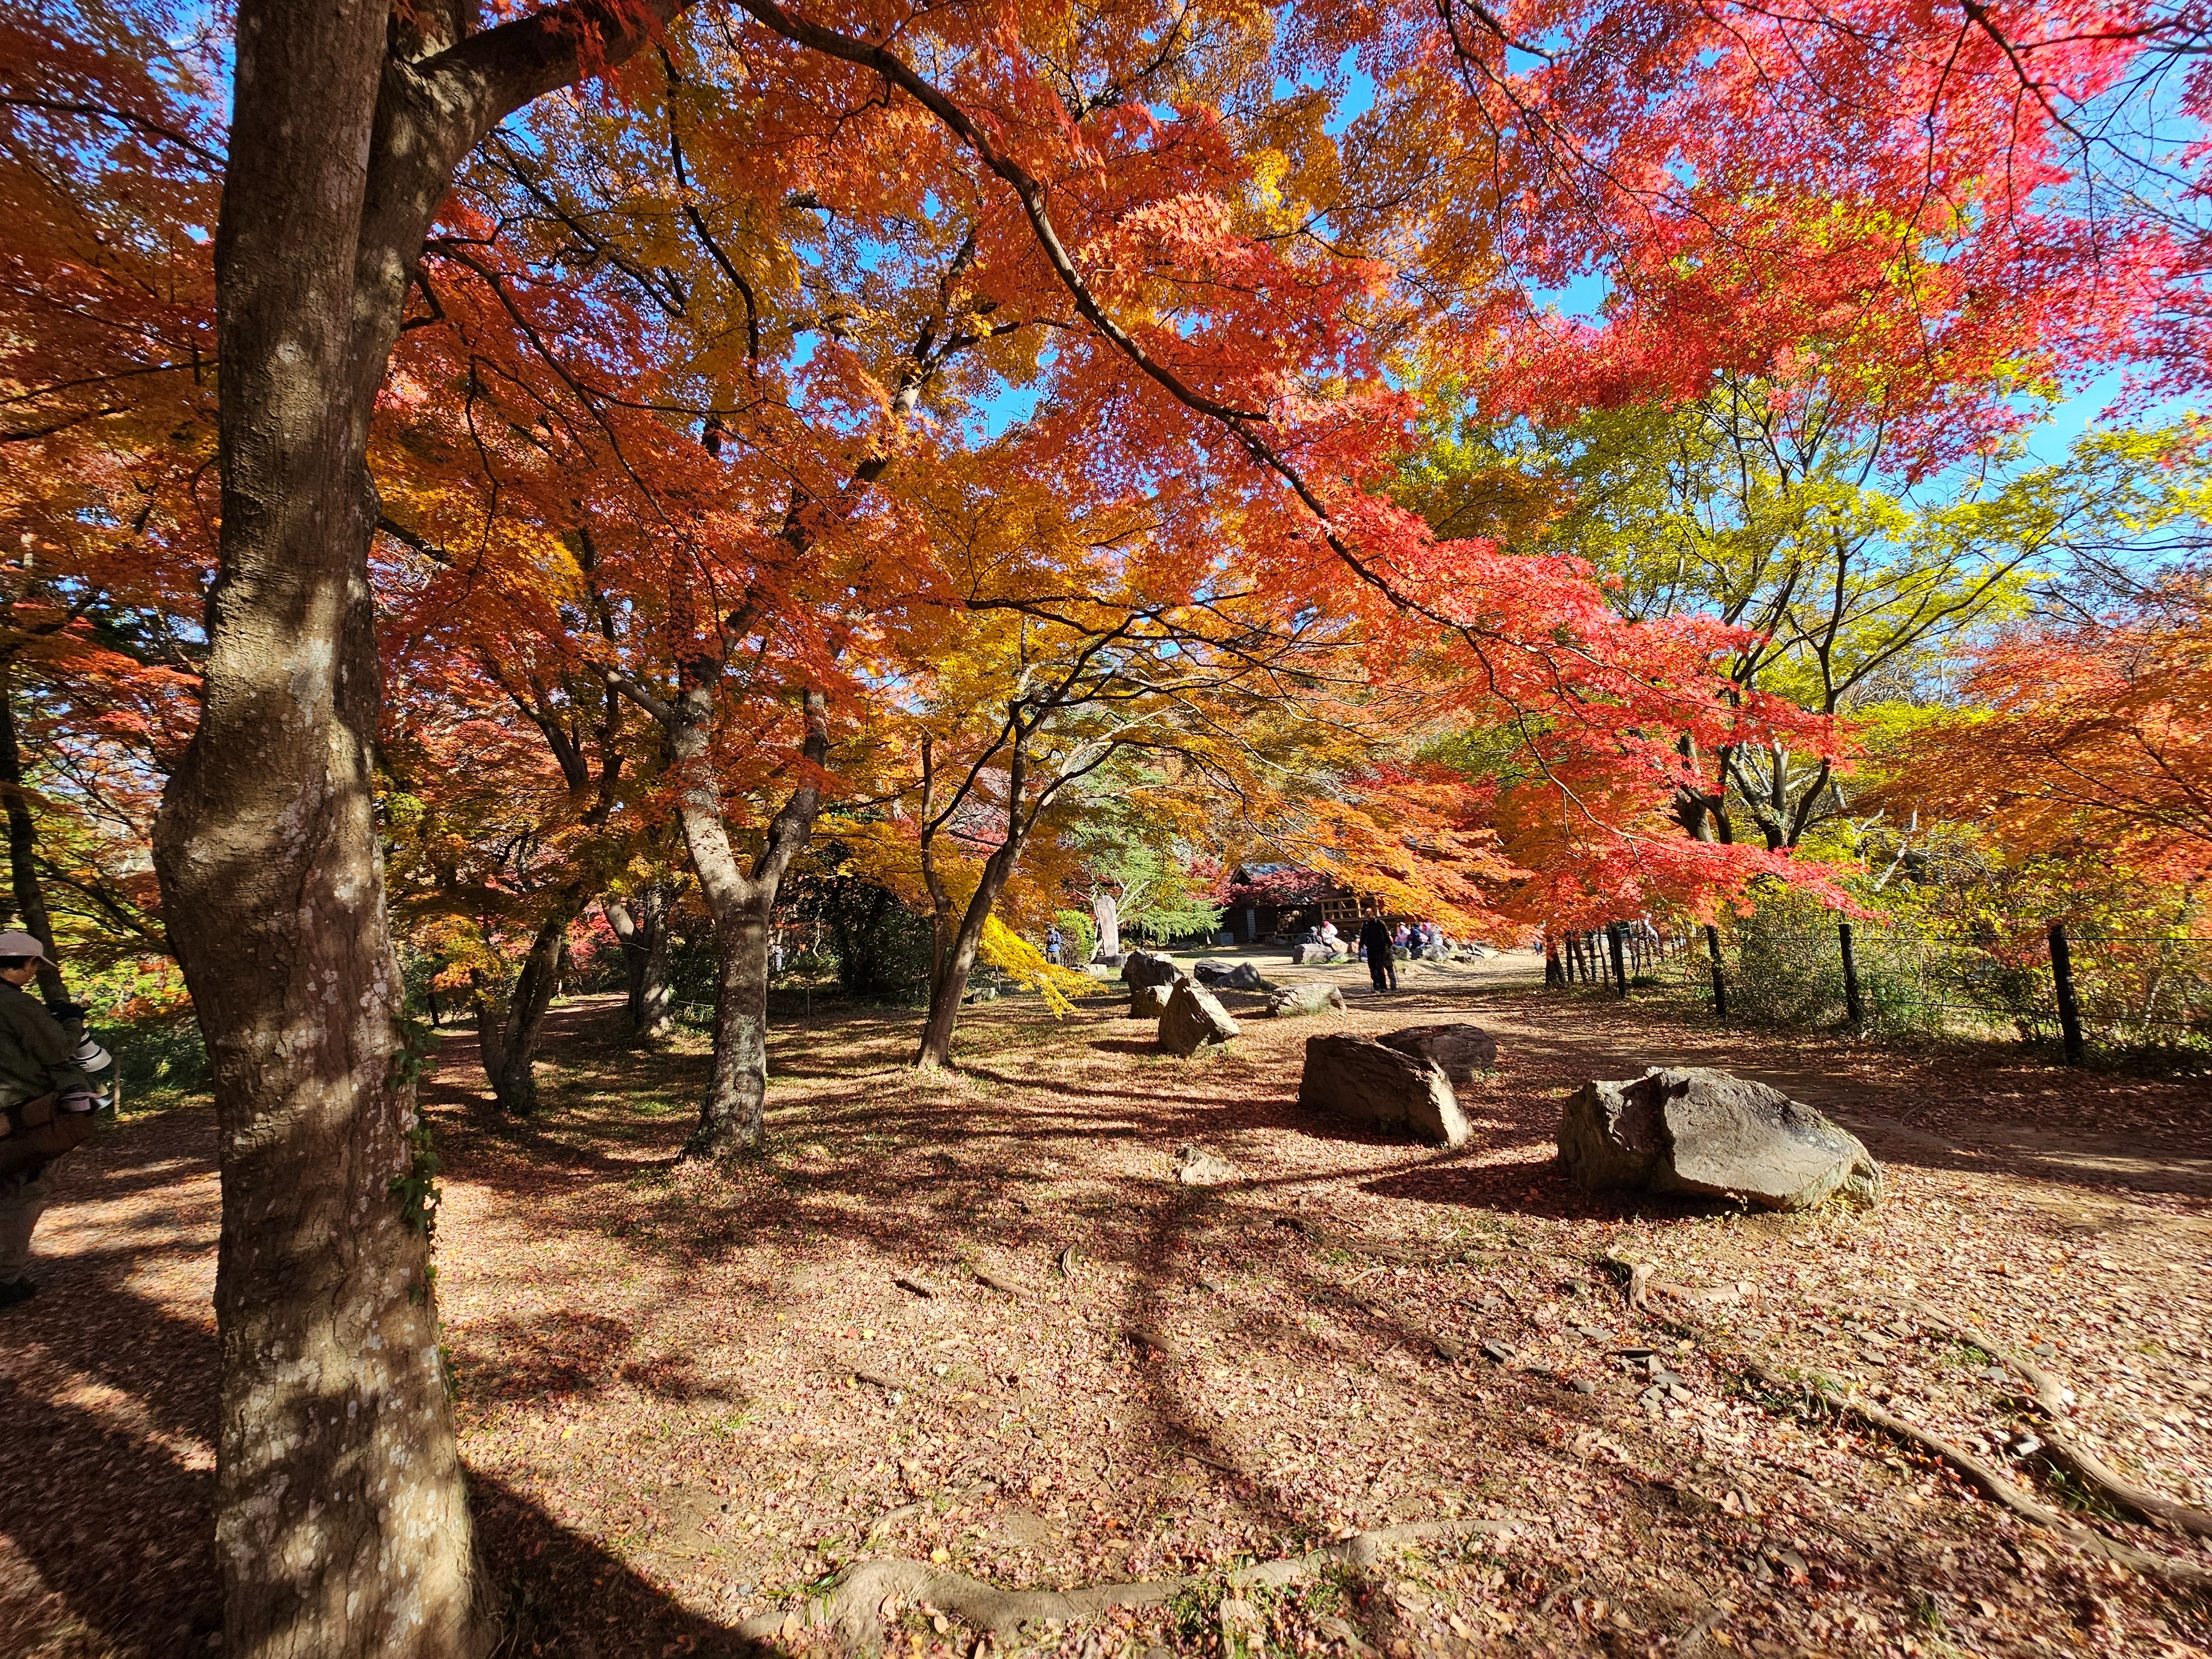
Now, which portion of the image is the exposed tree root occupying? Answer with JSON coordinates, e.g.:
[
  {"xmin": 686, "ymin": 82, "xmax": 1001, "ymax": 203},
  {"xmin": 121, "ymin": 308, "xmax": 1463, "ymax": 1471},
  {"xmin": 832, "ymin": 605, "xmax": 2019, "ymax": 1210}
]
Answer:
[
  {"xmin": 1887, "ymin": 1295, "xmax": 2212, "ymax": 1541},
  {"xmin": 963, "ymin": 1260, "xmax": 1032, "ymax": 1298},
  {"xmin": 1737, "ymin": 1354, "xmax": 2212, "ymax": 1589},
  {"xmin": 1606, "ymin": 1264, "xmax": 2212, "ymax": 1594},
  {"xmin": 734, "ymin": 1519, "xmax": 1519, "ymax": 1650}
]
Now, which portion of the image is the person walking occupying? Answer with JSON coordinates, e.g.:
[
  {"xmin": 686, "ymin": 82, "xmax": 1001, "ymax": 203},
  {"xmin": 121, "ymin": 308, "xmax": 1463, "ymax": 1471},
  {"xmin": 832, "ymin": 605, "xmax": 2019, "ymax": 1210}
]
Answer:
[
  {"xmin": 0, "ymin": 932, "xmax": 108, "ymax": 1306},
  {"xmin": 1358, "ymin": 915, "xmax": 1397, "ymax": 993},
  {"xmin": 1045, "ymin": 925, "xmax": 1064, "ymax": 967}
]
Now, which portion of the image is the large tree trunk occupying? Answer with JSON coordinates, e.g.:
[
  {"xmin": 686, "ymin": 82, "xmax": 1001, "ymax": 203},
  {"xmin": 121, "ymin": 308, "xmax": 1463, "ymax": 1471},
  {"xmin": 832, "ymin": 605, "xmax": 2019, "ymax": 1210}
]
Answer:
[
  {"xmin": 148, "ymin": 0, "xmax": 685, "ymax": 1645},
  {"xmin": 147, "ymin": 0, "xmax": 491, "ymax": 1645},
  {"xmin": 664, "ymin": 682, "xmax": 827, "ymax": 1156},
  {"xmin": 701, "ymin": 893, "xmax": 774, "ymax": 1146},
  {"xmin": 0, "ymin": 661, "xmax": 66, "ymax": 1003}
]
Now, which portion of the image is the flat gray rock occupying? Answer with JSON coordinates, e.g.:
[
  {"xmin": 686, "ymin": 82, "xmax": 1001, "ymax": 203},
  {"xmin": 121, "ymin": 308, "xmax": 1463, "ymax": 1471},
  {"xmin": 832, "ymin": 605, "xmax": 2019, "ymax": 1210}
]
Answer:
[
  {"xmin": 1377, "ymin": 1023, "xmax": 1498, "ymax": 1088},
  {"xmin": 1265, "ymin": 982, "xmax": 1346, "ymax": 1019},
  {"xmin": 1558, "ymin": 1066, "xmax": 1882, "ymax": 1212},
  {"xmin": 1296, "ymin": 1034, "xmax": 1472, "ymax": 1148},
  {"xmin": 1159, "ymin": 980, "xmax": 1240, "ymax": 1056}
]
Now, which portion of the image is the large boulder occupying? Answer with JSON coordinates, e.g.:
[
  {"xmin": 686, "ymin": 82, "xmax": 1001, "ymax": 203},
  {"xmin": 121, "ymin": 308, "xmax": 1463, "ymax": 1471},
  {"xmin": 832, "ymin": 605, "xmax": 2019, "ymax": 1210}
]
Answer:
[
  {"xmin": 1192, "ymin": 959, "xmax": 1274, "ymax": 990},
  {"xmin": 1121, "ymin": 950, "xmax": 1180, "ymax": 990},
  {"xmin": 1378, "ymin": 1023, "xmax": 1499, "ymax": 1088},
  {"xmin": 1159, "ymin": 980, "xmax": 1240, "ymax": 1056},
  {"xmin": 1558, "ymin": 1067, "xmax": 1882, "ymax": 1212},
  {"xmin": 1297, "ymin": 1035, "xmax": 1472, "ymax": 1148},
  {"xmin": 1290, "ymin": 942, "xmax": 1338, "ymax": 965},
  {"xmin": 1266, "ymin": 982, "xmax": 1347, "ymax": 1019},
  {"xmin": 1129, "ymin": 980, "xmax": 1176, "ymax": 1018}
]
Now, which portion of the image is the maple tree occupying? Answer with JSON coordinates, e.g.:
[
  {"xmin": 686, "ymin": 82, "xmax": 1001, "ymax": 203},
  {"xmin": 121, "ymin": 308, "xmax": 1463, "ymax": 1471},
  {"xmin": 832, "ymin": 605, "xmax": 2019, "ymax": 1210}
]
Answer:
[
  {"xmin": 1881, "ymin": 566, "xmax": 2212, "ymax": 888},
  {"xmin": 10, "ymin": 0, "xmax": 2205, "ymax": 1646},
  {"xmin": 1, "ymin": 0, "xmax": 218, "ymax": 1000}
]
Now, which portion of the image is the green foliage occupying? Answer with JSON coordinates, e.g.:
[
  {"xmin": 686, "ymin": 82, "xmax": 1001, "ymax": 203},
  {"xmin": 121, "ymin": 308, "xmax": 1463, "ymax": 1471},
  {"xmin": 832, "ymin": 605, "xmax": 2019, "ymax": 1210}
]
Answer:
[
  {"xmin": 73, "ymin": 956, "xmax": 207, "ymax": 1100},
  {"xmin": 1051, "ymin": 907, "xmax": 1095, "ymax": 962},
  {"xmin": 389, "ymin": 1112, "xmax": 442, "ymax": 1240},
  {"xmin": 101, "ymin": 1005, "xmax": 208, "ymax": 1098},
  {"xmin": 1402, "ymin": 382, "xmax": 2211, "ymax": 851},
  {"xmin": 1086, "ymin": 837, "xmax": 1224, "ymax": 942}
]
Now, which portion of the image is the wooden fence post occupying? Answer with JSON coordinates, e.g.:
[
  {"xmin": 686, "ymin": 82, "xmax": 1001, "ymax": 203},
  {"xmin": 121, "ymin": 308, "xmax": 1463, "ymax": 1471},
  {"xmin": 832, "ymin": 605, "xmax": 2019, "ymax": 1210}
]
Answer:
[
  {"xmin": 1705, "ymin": 924, "xmax": 1728, "ymax": 1019},
  {"xmin": 1839, "ymin": 921, "xmax": 1864, "ymax": 1029},
  {"xmin": 2049, "ymin": 922, "xmax": 2086, "ymax": 1066},
  {"xmin": 1607, "ymin": 922, "xmax": 1629, "ymax": 998}
]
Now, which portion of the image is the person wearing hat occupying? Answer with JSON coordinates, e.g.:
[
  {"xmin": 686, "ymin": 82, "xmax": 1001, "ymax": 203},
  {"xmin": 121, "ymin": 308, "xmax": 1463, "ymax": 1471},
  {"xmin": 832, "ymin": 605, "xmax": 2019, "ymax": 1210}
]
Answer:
[{"xmin": 0, "ymin": 930, "xmax": 107, "ymax": 1306}]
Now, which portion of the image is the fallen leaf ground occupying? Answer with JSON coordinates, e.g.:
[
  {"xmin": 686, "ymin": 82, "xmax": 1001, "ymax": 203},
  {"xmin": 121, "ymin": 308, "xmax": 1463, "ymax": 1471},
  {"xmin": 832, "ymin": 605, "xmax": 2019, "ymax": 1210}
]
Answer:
[{"xmin": 3, "ymin": 959, "xmax": 2210, "ymax": 1659}]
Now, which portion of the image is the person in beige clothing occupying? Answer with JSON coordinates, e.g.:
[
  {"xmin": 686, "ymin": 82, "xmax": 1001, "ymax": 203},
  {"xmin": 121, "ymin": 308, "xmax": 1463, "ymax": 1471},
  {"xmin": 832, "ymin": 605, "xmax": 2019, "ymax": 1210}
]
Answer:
[{"xmin": 0, "ymin": 931, "xmax": 108, "ymax": 1306}]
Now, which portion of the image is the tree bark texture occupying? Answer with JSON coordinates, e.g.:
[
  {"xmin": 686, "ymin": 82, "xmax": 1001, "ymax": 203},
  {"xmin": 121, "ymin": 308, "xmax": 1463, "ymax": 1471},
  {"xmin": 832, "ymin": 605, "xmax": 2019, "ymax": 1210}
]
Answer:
[
  {"xmin": 914, "ymin": 837, "xmax": 1021, "ymax": 1069},
  {"xmin": 913, "ymin": 736, "xmax": 1034, "ymax": 1071},
  {"xmin": 605, "ymin": 886, "xmax": 676, "ymax": 1038},
  {"xmin": 470, "ymin": 897, "xmax": 572, "ymax": 1114},
  {"xmin": 665, "ymin": 682, "xmax": 826, "ymax": 1155},
  {"xmin": 149, "ymin": 0, "xmax": 686, "ymax": 1650},
  {"xmin": 0, "ymin": 661, "xmax": 66, "ymax": 1002}
]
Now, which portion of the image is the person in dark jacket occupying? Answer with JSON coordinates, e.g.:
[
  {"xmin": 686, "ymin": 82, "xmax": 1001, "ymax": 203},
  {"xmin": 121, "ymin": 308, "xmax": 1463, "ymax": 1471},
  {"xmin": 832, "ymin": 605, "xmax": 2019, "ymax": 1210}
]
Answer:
[
  {"xmin": 0, "ymin": 932, "xmax": 105, "ymax": 1306},
  {"xmin": 1358, "ymin": 916, "xmax": 1396, "ymax": 993}
]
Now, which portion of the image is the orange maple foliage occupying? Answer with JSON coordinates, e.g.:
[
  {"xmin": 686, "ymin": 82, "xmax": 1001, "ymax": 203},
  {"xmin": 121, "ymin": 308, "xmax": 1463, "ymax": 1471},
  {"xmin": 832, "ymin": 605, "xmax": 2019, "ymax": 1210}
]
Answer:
[{"xmin": 1882, "ymin": 576, "xmax": 2212, "ymax": 886}]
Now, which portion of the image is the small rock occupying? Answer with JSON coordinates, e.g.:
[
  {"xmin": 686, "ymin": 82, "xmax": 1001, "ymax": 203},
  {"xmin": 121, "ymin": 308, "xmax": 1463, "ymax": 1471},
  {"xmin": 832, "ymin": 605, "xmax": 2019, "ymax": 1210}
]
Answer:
[
  {"xmin": 1569, "ymin": 1378, "xmax": 1598, "ymax": 1395},
  {"xmin": 1433, "ymin": 1335, "xmax": 1465, "ymax": 1361},
  {"xmin": 1192, "ymin": 960, "xmax": 1274, "ymax": 992},
  {"xmin": 1573, "ymin": 1323, "xmax": 1610, "ymax": 1342},
  {"xmin": 1480, "ymin": 1339, "xmax": 1516, "ymax": 1364},
  {"xmin": 1639, "ymin": 1384, "xmax": 1667, "ymax": 1411},
  {"xmin": 894, "ymin": 1272, "xmax": 938, "ymax": 1298},
  {"xmin": 2032, "ymin": 1340, "xmax": 2059, "ymax": 1359},
  {"xmin": 1480, "ymin": 1296, "xmax": 1506, "ymax": 1311},
  {"xmin": 1121, "ymin": 951, "xmax": 1181, "ymax": 989},
  {"xmin": 1667, "ymin": 1382, "xmax": 1693, "ymax": 1404},
  {"xmin": 1174, "ymin": 1145, "xmax": 1239, "ymax": 1186},
  {"xmin": 1266, "ymin": 981, "xmax": 1347, "ymax": 1019}
]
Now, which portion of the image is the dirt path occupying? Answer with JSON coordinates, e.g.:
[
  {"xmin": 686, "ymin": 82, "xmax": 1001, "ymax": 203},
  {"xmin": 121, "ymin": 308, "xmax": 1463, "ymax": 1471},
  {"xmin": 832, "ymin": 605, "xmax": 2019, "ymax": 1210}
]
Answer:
[{"xmin": 3, "ymin": 983, "xmax": 2208, "ymax": 1659}]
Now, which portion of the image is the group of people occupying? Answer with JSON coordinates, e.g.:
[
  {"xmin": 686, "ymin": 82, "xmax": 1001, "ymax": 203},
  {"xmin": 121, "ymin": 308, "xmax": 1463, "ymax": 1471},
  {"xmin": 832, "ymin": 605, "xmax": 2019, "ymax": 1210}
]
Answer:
[{"xmin": 0, "ymin": 931, "xmax": 113, "ymax": 1307}]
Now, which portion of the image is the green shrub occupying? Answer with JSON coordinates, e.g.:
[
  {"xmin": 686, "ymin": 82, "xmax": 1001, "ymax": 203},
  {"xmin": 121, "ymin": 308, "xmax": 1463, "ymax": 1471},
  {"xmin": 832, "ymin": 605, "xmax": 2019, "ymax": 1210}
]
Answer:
[{"xmin": 1051, "ymin": 909, "xmax": 1095, "ymax": 963}]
